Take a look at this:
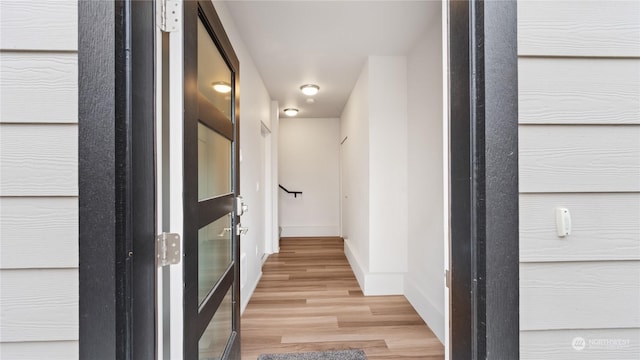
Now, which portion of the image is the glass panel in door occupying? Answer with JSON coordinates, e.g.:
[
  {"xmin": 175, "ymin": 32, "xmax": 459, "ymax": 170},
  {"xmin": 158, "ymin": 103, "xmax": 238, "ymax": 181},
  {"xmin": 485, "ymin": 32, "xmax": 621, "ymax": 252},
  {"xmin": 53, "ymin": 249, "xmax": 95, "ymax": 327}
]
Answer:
[
  {"xmin": 198, "ymin": 289, "xmax": 233, "ymax": 360},
  {"xmin": 197, "ymin": 20, "xmax": 232, "ymax": 121},
  {"xmin": 198, "ymin": 213, "xmax": 232, "ymax": 304},
  {"xmin": 198, "ymin": 122, "xmax": 232, "ymax": 200}
]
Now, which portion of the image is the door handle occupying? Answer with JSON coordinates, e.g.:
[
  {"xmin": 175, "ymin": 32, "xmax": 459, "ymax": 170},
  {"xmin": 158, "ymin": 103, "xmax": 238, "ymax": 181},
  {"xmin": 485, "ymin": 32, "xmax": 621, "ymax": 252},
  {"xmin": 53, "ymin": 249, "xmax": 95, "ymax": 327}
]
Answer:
[
  {"xmin": 218, "ymin": 227, "xmax": 232, "ymax": 237},
  {"xmin": 236, "ymin": 196, "xmax": 248, "ymax": 216},
  {"xmin": 236, "ymin": 224, "xmax": 249, "ymax": 236}
]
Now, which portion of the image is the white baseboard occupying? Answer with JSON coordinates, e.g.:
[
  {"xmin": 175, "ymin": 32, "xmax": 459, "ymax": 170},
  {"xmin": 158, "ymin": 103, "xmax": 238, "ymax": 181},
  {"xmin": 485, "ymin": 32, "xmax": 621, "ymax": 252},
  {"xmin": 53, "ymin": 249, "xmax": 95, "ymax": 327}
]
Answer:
[
  {"xmin": 404, "ymin": 276, "xmax": 445, "ymax": 343},
  {"xmin": 280, "ymin": 226, "xmax": 340, "ymax": 237},
  {"xmin": 344, "ymin": 239, "xmax": 404, "ymax": 296},
  {"xmin": 365, "ymin": 273, "xmax": 404, "ymax": 295},
  {"xmin": 240, "ymin": 271, "xmax": 262, "ymax": 315},
  {"xmin": 344, "ymin": 239, "xmax": 366, "ymax": 291}
]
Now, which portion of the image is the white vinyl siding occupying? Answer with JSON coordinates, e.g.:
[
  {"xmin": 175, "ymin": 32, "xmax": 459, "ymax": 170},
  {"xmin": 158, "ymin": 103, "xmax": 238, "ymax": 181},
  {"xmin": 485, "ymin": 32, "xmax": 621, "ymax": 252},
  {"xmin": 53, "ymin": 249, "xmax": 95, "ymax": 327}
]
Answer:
[
  {"xmin": 519, "ymin": 125, "xmax": 640, "ymax": 193},
  {"xmin": 0, "ymin": 269, "xmax": 78, "ymax": 342},
  {"xmin": 520, "ymin": 193, "xmax": 640, "ymax": 262},
  {"xmin": 520, "ymin": 262, "xmax": 640, "ymax": 330},
  {"xmin": 0, "ymin": 341, "xmax": 79, "ymax": 360},
  {"xmin": 0, "ymin": 124, "xmax": 78, "ymax": 196},
  {"xmin": 0, "ymin": 197, "xmax": 78, "ymax": 268},
  {"xmin": 518, "ymin": 0, "xmax": 640, "ymax": 57},
  {"xmin": 518, "ymin": 1, "xmax": 640, "ymax": 358},
  {"xmin": 0, "ymin": 53, "xmax": 79, "ymax": 124},
  {"xmin": 0, "ymin": 1, "xmax": 79, "ymax": 358},
  {"xmin": 518, "ymin": 58, "xmax": 640, "ymax": 125},
  {"xmin": 521, "ymin": 329, "xmax": 640, "ymax": 360},
  {"xmin": 0, "ymin": 1, "xmax": 78, "ymax": 51}
]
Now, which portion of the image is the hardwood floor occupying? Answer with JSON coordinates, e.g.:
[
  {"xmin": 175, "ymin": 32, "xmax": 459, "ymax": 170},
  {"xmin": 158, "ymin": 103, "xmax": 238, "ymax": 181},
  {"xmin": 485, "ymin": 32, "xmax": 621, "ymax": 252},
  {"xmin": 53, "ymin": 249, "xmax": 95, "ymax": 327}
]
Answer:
[{"xmin": 241, "ymin": 237, "xmax": 445, "ymax": 360}]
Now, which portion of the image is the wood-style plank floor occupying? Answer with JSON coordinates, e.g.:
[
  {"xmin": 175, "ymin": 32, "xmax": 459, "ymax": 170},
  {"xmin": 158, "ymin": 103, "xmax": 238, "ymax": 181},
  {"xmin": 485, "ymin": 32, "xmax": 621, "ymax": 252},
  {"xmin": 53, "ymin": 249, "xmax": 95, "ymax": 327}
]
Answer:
[{"xmin": 241, "ymin": 237, "xmax": 445, "ymax": 360}]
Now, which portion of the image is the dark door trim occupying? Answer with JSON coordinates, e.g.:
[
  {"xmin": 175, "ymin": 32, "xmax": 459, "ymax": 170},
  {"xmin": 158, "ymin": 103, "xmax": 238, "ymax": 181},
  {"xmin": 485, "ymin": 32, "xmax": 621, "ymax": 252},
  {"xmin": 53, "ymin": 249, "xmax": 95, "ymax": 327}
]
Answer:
[
  {"xmin": 78, "ymin": 1, "xmax": 156, "ymax": 359},
  {"xmin": 449, "ymin": 1, "xmax": 519, "ymax": 359}
]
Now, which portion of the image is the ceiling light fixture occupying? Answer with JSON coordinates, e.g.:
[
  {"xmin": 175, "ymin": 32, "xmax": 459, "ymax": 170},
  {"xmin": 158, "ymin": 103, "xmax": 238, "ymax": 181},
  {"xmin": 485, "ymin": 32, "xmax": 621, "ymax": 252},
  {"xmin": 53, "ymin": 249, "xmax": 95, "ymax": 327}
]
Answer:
[
  {"xmin": 212, "ymin": 81, "xmax": 232, "ymax": 93},
  {"xmin": 300, "ymin": 84, "xmax": 320, "ymax": 96},
  {"xmin": 283, "ymin": 108, "xmax": 299, "ymax": 117}
]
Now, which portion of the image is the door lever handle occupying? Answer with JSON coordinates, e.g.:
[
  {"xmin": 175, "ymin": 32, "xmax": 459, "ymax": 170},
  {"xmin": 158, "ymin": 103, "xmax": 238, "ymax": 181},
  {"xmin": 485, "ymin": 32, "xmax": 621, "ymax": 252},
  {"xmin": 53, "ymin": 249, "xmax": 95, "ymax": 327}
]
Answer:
[
  {"xmin": 236, "ymin": 224, "xmax": 249, "ymax": 236},
  {"xmin": 218, "ymin": 227, "xmax": 232, "ymax": 237}
]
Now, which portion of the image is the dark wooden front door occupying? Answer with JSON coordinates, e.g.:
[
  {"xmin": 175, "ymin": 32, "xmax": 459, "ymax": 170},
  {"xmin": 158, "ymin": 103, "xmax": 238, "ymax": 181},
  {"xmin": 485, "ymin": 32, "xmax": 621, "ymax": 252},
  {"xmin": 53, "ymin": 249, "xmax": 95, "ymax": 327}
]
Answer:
[{"xmin": 183, "ymin": 1, "xmax": 241, "ymax": 358}]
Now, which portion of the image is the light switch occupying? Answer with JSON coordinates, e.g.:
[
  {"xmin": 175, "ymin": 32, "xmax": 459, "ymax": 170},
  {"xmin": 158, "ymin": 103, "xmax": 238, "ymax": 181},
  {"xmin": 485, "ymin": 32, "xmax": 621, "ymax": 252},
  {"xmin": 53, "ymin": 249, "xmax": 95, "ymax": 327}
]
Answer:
[{"xmin": 555, "ymin": 207, "xmax": 571, "ymax": 237}]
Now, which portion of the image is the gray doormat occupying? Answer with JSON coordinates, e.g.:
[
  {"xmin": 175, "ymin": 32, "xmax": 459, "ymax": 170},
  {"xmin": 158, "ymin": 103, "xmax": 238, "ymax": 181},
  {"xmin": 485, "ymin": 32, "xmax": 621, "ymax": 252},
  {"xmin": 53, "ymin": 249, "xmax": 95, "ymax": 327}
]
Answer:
[{"xmin": 257, "ymin": 349, "xmax": 367, "ymax": 360}]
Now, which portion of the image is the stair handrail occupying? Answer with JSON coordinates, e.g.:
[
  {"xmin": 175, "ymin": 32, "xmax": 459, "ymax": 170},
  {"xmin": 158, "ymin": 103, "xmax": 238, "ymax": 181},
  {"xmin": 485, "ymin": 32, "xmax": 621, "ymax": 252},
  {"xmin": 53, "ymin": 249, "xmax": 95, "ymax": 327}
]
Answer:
[{"xmin": 279, "ymin": 184, "xmax": 302, "ymax": 198}]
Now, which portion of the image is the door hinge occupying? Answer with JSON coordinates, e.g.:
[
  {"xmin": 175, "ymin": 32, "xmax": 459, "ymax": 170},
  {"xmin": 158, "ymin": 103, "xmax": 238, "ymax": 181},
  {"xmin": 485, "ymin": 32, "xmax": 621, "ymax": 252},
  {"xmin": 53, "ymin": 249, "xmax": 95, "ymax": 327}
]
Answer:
[
  {"xmin": 445, "ymin": 269, "xmax": 450, "ymax": 288},
  {"xmin": 157, "ymin": 0, "xmax": 181, "ymax": 33},
  {"xmin": 156, "ymin": 232, "xmax": 181, "ymax": 267}
]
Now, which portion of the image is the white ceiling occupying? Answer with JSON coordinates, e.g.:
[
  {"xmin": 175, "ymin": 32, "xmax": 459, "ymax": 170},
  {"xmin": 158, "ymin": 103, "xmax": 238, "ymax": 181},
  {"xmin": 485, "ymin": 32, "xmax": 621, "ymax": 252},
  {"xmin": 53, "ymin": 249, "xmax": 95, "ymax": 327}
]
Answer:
[{"xmin": 224, "ymin": 1, "xmax": 440, "ymax": 118}]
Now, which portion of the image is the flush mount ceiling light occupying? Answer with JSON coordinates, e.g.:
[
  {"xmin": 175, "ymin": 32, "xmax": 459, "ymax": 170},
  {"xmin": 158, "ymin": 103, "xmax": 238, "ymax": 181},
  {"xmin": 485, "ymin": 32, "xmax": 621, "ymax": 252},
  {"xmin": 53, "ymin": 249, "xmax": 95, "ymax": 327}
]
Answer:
[
  {"xmin": 212, "ymin": 81, "xmax": 231, "ymax": 93},
  {"xmin": 300, "ymin": 84, "xmax": 320, "ymax": 96},
  {"xmin": 283, "ymin": 108, "xmax": 299, "ymax": 117}
]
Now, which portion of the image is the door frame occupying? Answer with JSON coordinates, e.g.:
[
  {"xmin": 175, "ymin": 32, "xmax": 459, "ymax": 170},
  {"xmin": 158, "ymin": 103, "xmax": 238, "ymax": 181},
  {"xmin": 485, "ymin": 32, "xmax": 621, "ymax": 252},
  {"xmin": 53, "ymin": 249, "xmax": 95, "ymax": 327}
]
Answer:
[
  {"xmin": 79, "ymin": 0, "xmax": 520, "ymax": 358},
  {"xmin": 78, "ymin": 0, "xmax": 156, "ymax": 359},
  {"xmin": 448, "ymin": 0, "xmax": 519, "ymax": 359}
]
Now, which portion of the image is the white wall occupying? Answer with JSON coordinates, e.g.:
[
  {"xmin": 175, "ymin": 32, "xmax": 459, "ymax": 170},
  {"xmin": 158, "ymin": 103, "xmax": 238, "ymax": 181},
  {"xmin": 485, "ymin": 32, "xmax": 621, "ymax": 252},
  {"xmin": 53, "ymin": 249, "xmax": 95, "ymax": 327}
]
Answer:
[
  {"xmin": 0, "ymin": 1, "xmax": 79, "ymax": 358},
  {"xmin": 518, "ymin": 1, "xmax": 640, "ymax": 358},
  {"xmin": 368, "ymin": 56, "xmax": 408, "ymax": 276},
  {"xmin": 404, "ymin": 11, "xmax": 445, "ymax": 343},
  {"xmin": 214, "ymin": 1, "xmax": 276, "ymax": 313},
  {"xmin": 279, "ymin": 117, "xmax": 341, "ymax": 237},
  {"xmin": 270, "ymin": 101, "xmax": 280, "ymax": 253},
  {"xmin": 341, "ymin": 56, "xmax": 408, "ymax": 296},
  {"xmin": 341, "ymin": 62, "xmax": 371, "ymax": 276}
]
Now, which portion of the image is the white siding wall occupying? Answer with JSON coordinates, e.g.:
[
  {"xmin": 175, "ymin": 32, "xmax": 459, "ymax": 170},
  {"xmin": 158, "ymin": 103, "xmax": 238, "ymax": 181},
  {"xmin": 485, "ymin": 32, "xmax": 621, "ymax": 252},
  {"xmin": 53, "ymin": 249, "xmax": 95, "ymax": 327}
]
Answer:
[
  {"xmin": 518, "ymin": 1, "xmax": 640, "ymax": 359},
  {"xmin": 0, "ymin": 1, "xmax": 79, "ymax": 359}
]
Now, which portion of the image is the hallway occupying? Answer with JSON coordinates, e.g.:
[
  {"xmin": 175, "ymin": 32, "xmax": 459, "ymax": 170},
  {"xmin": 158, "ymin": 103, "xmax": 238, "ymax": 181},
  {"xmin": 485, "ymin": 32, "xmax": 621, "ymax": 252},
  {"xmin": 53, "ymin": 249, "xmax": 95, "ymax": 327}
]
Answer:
[{"xmin": 241, "ymin": 238, "xmax": 445, "ymax": 359}]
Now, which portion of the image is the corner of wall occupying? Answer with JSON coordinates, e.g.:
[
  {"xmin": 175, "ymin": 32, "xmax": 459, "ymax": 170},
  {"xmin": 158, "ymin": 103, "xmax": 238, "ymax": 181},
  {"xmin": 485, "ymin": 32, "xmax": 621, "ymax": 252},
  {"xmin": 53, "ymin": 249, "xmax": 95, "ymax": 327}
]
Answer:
[
  {"xmin": 404, "ymin": 276, "xmax": 445, "ymax": 343},
  {"xmin": 344, "ymin": 239, "xmax": 366, "ymax": 291},
  {"xmin": 344, "ymin": 239, "xmax": 405, "ymax": 296},
  {"xmin": 364, "ymin": 273, "xmax": 404, "ymax": 296}
]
